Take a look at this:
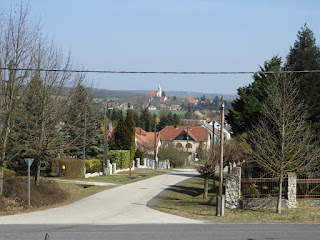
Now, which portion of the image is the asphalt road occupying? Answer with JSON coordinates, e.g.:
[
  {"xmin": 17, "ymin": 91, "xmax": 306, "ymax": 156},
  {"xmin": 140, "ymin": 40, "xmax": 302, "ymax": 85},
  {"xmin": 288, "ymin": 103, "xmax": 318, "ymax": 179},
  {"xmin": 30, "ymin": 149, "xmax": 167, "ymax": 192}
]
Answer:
[
  {"xmin": 0, "ymin": 170, "xmax": 201, "ymax": 224},
  {"xmin": 1, "ymin": 223, "xmax": 320, "ymax": 240}
]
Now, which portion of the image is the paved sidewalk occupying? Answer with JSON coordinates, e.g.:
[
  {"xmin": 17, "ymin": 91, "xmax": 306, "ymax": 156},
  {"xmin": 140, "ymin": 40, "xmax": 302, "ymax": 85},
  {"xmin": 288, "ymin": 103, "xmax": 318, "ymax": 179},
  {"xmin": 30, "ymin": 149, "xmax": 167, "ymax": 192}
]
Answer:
[{"xmin": 0, "ymin": 170, "xmax": 202, "ymax": 224}]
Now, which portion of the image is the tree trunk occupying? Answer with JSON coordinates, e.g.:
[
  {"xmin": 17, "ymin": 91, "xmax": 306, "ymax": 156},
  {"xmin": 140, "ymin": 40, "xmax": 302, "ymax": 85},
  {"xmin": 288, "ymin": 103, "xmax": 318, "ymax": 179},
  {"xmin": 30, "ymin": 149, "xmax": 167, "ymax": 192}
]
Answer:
[
  {"xmin": 0, "ymin": 166, "xmax": 3, "ymax": 195},
  {"xmin": 203, "ymin": 176, "xmax": 209, "ymax": 199},
  {"xmin": 34, "ymin": 159, "xmax": 41, "ymax": 186},
  {"xmin": 212, "ymin": 168, "xmax": 216, "ymax": 190},
  {"xmin": 276, "ymin": 174, "xmax": 283, "ymax": 214}
]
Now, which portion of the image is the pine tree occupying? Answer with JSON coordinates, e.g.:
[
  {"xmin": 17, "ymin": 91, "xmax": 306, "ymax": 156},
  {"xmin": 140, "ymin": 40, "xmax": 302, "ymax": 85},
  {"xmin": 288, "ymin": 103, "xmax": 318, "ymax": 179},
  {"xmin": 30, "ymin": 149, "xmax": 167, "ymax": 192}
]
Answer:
[
  {"xmin": 226, "ymin": 56, "xmax": 282, "ymax": 135},
  {"xmin": 286, "ymin": 24, "xmax": 320, "ymax": 135},
  {"xmin": 125, "ymin": 110, "xmax": 136, "ymax": 162}
]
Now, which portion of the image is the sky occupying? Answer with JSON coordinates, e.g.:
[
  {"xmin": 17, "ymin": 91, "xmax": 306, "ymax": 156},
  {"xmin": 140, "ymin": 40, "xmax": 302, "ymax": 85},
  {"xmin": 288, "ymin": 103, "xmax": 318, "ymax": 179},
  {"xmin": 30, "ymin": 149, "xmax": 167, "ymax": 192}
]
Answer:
[{"xmin": 1, "ymin": 0, "xmax": 320, "ymax": 95}]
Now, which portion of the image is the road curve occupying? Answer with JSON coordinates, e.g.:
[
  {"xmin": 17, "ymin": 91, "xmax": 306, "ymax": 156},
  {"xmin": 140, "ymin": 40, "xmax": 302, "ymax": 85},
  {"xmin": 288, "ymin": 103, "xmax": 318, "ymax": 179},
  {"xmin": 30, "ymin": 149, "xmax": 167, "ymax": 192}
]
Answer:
[{"xmin": 0, "ymin": 170, "xmax": 202, "ymax": 224}]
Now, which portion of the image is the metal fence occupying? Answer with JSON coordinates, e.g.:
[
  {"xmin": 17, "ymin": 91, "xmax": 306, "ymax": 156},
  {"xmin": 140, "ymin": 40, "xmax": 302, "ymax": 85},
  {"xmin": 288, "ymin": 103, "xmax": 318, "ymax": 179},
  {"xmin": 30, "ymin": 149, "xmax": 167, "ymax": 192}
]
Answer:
[
  {"xmin": 297, "ymin": 176, "xmax": 320, "ymax": 199},
  {"xmin": 241, "ymin": 177, "xmax": 287, "ymax": 199}
]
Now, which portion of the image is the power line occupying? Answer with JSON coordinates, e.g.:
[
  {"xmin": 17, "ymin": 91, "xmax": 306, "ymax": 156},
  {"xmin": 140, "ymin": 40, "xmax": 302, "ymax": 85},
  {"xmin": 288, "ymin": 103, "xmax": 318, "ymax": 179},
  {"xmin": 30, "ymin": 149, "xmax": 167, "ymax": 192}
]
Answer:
[{"xmin": 1, "ymin": 67, "xmax": 320, "ymax": 75}]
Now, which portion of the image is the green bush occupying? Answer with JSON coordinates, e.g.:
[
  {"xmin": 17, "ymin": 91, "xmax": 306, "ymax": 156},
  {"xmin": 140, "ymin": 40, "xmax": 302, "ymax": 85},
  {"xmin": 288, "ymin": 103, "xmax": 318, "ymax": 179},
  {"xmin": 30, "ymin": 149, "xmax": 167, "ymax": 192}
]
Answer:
[
  {"xmin": 85, "ymin": 159, "xmax": 102, "ymax": 173},
  {"xmin": 4, "ymin": 168, "xmax": 16, "ymax": 177},
  {"xmin": 51, "ymin": 158, "xmax": 85, "ymax": 178},
  {"xmin": 108, "ymin": 150, "xmax": 131, "ymax": 169},
  {"xmin": 135, "ymin": 150, "xmax": 145, "ymax": 161},
  {"xmin": 158, "ymin": 143, "xmax": 186, "ymax": 167}
]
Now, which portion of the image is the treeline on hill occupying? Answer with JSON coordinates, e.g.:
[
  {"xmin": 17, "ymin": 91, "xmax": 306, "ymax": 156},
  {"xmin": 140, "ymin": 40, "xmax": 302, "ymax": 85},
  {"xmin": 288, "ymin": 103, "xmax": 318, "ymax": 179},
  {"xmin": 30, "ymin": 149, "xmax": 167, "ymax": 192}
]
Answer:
[
  {"xmin": 181, "ymin": 95, "xmax": 232, "ymax": 112},
  {"xmin": 107, "ymin": 108, "xmax": 181, "ymax": 132}
]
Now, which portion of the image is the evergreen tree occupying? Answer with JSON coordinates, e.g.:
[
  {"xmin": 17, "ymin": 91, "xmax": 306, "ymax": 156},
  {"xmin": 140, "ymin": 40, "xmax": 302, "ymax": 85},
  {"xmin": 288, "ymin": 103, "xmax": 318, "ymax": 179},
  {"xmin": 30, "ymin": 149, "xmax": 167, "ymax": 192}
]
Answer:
[
  {"xmin": 113, "ymin": 111, "xmax": 130, "ymax": 150},
  {"xmin": 126, "ymin": 110, "xmax": 136, "ymax": 162},
  {"xmin": 286, "ymin": 24, "xmax": 320, "ymax": 135},
  {"xmin": 64, "ymin": 84, "xmax": 90, "ymax": 158},
  {"xmin": 139, "ymin": 108, "xmax": 153, "ymax": 131},
  {"xmin": 226, "ymin": 56, "xmax": 282, "ymax": 135}
]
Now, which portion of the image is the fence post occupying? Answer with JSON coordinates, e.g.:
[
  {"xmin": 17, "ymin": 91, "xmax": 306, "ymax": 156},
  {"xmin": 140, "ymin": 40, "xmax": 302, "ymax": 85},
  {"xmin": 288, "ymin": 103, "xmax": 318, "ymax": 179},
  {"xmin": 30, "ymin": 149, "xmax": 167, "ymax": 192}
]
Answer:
[
  {"xmin": 143, "ymin": 158, "xmax": 147, "ymax": 168},
  {"xmin": 136, "ymin": 158, "xmax": 140, "ymax": 168},
  {"xmin": 287, "ymin": 172, "xmax": 297, "ymax": 208},
  {"xmin": 112, "ymin": 163, "xmax": 116, "ymax": 174}
]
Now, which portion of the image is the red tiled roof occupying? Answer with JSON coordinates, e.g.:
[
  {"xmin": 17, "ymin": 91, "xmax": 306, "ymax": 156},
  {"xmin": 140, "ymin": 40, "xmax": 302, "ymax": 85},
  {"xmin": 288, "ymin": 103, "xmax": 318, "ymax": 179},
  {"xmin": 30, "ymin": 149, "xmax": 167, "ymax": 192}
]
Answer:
[
  {"xmin": 187, "ymin": 97, "xmax": 198, "ymax": 103},
  {"xmin": 146, "ymin": 91, "xmax": 157, "ymax": 95},
  {"xmin": 160, "ymin": 125, "xmax": 209, "ymax": 142},
  {"xmin": 135, "ymin": 127, "xmax": 148, "ymax": 136},
  {"xmin": 135, "ymin": 131, "xmax": 160, "ymax": 152},
  {"xmin": 101, "ymin": 126, "xmax": 116, "ymax": 140}
]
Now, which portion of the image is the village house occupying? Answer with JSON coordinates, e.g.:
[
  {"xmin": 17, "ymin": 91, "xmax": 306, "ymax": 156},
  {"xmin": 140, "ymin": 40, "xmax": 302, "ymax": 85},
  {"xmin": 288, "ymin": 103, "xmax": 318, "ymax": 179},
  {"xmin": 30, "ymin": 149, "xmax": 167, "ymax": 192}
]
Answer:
[
  {"xmin": 159, "ymin": 125, "xmax": 211, "ymax": 160},
  {"xmin": 135, "ymin": 127, "xmax": 161, "ymax": 156},
  {"xmin": 187, "ymin": 97, "xmax": 198, "ymax": 105}
]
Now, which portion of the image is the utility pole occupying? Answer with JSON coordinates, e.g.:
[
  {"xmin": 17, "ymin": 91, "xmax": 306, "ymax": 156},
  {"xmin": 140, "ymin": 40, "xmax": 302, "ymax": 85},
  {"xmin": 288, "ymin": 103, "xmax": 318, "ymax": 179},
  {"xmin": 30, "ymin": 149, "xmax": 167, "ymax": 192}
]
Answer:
[
  {"xmin": 154, "ymin": 117, "xmax": 157, "ymax": 169},
  {"xmin": 186, "ymin": 126, "xmax": 189, "ymax": 166},
  {"xmin": 83, "ymin": 109, "xmax": 87, "ymax": 160},
  {"xmin": 211, "ymin": 114, "xmax": 216, "ymax": 187},
  {"xmin": 103, "ymin": 102, "xmax": 108, "ymax": 175},
  {"xmin": 217, "ymin": 96, "xmax": 225, "ymax": 216}
]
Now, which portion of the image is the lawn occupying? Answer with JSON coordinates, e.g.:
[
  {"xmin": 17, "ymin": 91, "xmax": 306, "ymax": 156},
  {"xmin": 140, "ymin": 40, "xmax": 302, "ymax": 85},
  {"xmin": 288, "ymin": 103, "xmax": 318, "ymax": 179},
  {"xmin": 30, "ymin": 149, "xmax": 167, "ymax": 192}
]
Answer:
[
  {"xmin": 149, "ymin": 176, "xmax": 320, "ymax": 223},
  {"xmin": 87, "ymin": 169, "xmax": 164, "ymax": 184}
]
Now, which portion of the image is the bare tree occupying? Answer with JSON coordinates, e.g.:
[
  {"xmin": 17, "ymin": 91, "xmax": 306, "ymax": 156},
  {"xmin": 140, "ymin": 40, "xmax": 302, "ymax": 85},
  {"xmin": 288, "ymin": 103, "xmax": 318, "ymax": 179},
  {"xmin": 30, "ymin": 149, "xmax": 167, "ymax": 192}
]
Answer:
[
  {"xmin": 249, "ymin": 73, "xmax": 320, "ymax": 214},
  {"xmin": 0, "ymin": 4, "xmax": 38, "ymax": 193}
]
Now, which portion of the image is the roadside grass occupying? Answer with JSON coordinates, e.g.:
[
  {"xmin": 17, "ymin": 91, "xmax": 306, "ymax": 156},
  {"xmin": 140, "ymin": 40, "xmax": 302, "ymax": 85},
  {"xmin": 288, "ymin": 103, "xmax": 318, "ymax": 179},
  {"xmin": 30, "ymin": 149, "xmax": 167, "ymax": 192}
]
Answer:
[
  {"xmin": 56, "ymin": 182, "xmax": 111, "ymax": 204},
  {"xmin": 86, "ymin": 169, "xmax": 164, "ymax": 184},
  {"xmin": 150, "ymin": 176, "xmax": 320, "ymax": 223}
]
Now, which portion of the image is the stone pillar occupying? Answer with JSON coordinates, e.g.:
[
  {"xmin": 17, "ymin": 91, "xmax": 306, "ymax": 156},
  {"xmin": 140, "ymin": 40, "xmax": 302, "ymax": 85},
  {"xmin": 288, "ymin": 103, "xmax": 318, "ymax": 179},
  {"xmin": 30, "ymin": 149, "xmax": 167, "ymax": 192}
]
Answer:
[
  {"xmin": 225, "ymin": 174, "xmax": 240, "ymax": 209},
  {"xmin": 132, "ymin": 160, "xmax": 135, "ymax": 170},
  {"xmin": 287, "ymin": 172, "xmax": 297, "ymax": 208},
  {"xmin": 136, "ymin": 158, "xmax": 140, "ymax": 168},
  {"xmin": 112, "ymin": 163, "xmax": 116, "ymax": 174}
]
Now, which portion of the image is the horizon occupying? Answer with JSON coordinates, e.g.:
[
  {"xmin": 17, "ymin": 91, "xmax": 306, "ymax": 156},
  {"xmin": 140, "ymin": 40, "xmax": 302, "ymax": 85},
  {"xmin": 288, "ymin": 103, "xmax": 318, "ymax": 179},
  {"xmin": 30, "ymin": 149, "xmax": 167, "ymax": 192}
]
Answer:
[{"xmin": 2, "ymin": 1, "xmax": 320, "ymax": 95}]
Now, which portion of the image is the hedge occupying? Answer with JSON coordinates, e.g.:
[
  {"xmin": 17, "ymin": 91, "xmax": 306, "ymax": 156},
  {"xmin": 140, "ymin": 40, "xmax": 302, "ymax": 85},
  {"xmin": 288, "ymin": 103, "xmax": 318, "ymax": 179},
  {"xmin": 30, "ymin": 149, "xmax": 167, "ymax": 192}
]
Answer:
[
  {"xmin": 51, "ymin": 158, "xmax": 85, "ymax": 178},
  {"xmin": 134, "ymin": 150, "xmax": 145, "ymax": 161},
  {"xmin": 85, "ymin": 159, "xmax": 102, "ymax": 173},
  {"xmin": 108, "ymin": 150, "xmax": 131, "ymax": 169}
]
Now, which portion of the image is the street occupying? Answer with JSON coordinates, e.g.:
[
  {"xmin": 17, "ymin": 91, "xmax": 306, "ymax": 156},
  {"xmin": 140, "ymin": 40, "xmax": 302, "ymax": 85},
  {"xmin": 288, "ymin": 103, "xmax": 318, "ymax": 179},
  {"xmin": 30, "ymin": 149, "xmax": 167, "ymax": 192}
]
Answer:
[{"xmin": 1, "ymin": 223, "xmax": 320, "ymax": 240}]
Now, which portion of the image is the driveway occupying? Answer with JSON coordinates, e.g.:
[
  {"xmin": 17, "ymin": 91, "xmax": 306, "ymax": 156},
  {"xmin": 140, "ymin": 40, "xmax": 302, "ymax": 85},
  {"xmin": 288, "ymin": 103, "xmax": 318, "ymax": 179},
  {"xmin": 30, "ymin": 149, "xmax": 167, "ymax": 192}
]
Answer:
[{"xmin": 0, "ymin": 170, "xmax": 202, "ymax": 224}]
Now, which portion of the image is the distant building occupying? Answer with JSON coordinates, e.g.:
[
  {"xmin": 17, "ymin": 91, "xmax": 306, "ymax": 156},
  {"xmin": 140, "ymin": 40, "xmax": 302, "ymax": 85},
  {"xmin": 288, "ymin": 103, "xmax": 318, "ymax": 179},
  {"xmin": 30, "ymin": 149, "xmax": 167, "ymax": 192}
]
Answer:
[
  {"xmin": 148, "ymin": 105, "xmax": 157, "ymax": 110},
  {"xmin": 187, "ymin": 97, "xmax": 198, "ymax": 104},
  {"xmin": 146, "ymin": 84, "xmax": 167, "ymax": 101}
]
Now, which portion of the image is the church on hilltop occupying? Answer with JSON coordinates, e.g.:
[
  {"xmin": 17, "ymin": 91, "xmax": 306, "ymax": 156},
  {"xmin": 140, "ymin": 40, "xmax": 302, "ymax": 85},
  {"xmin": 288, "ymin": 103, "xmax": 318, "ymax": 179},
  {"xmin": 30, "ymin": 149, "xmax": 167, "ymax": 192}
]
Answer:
[{"xmin": 146, "ymin": 84, "xmax": 166, "ymax": 101}]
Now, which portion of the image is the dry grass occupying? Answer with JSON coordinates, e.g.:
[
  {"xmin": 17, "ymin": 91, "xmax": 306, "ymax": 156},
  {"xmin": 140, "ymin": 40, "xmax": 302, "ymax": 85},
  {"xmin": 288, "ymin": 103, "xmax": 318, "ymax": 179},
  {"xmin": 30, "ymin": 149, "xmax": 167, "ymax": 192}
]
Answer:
[
  {"xmin": 150, "ymin": 176, "xmax": 320, "ymax": 223},
  {"xmin": 0, "ymin": 175, "xmax": 111, "ymax": 215}
]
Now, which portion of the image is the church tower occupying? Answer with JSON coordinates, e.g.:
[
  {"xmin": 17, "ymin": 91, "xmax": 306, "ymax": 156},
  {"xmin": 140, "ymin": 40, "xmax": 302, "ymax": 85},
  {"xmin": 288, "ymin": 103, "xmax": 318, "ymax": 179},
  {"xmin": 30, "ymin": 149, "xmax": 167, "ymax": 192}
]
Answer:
[{"xmin": 157, "ymin": 83, "xmax": 162, "ymax": 97}]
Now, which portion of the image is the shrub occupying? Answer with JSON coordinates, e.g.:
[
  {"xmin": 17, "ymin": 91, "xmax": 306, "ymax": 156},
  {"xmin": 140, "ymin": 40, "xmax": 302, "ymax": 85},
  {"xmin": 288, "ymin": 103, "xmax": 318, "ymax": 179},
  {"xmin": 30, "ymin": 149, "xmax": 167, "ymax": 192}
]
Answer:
[
  {"xmin": 158, "ymin": 143, "xmax": 187, "ymax": 167},
  {"xmin": 85, "ymin": 159, "xmax": 102, "ymax": 173},
  {"xmin": 51, "ymin": 158, "xmax": 85, "ymax": 178},
  {"xmin": 108, "ymin": 150, "xmax": 131, "ymax": 169},
  {"xmin": 4, "ymin": 168, "xmax": 16, "ymax": 177},
  {"xmin": 3, "ymin": 175, "xmax": 68, "ymax": 209},
  {"xmin": 135, "ymin": 150, "xmax": 145, "ymax": 161}
]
